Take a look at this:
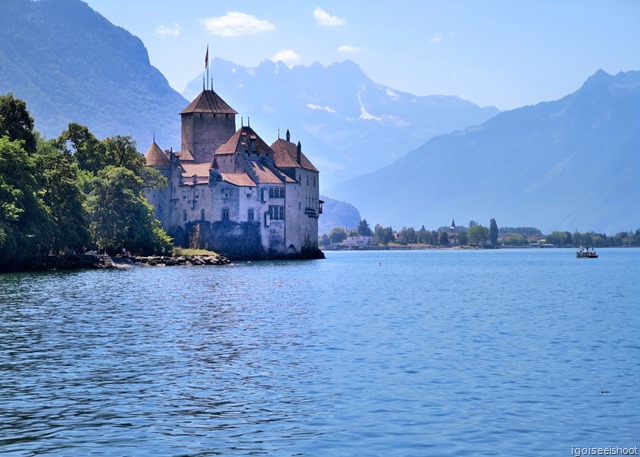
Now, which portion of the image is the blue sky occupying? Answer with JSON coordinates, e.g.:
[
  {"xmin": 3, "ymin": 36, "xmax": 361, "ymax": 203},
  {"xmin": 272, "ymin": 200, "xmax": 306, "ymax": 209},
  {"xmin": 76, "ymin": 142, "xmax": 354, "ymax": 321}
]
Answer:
[{"xmin": 83, "ymin": 0, "xmax": 639, "ymax": 110}]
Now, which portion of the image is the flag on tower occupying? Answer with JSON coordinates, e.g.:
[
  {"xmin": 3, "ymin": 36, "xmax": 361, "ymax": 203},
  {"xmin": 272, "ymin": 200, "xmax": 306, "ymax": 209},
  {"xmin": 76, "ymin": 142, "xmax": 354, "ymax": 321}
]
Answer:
[{"xmin": 205, "ymin": 45, "xmax": 209, "ymax": 69}]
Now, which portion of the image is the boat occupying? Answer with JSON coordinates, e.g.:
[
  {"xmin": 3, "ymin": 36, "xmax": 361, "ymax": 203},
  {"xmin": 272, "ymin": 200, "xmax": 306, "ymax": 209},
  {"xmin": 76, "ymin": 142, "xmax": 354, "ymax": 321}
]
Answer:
[{"xmin": 576, "ymin": 246, "xmax": 598, "ymax": 258}]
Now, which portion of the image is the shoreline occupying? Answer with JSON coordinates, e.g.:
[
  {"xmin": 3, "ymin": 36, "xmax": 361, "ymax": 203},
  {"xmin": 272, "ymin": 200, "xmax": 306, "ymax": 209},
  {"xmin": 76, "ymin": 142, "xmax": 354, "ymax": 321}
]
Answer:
[{"xmin": 0, "ymin": 253, "xmax": 232, "ymax": 274}]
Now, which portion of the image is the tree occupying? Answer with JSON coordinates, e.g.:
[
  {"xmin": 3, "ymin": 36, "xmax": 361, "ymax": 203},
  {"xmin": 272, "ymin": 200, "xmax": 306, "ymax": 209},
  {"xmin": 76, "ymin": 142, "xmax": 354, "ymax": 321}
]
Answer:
[
  {"xmin": 102, "ymin": 135, "xmax": 145, "ymax": 175},
  {"xmin": 397, "ymin": 227, "xmax": 416, "ymax": 244},
  {"xmin": 416, "ymin": 225, "xmax": 430, "ymax": 244},
  {"xmin": 457, "ymin": 230, "xmax": 468, "ymax": 246},
  {"xmin": 86, "ymin": 166, "xmax": 172, "ymax": 254},
  {"xmin": 0, "ymin": 93, "xmax": 36, "ymax": 154},
  {"xmin": 438, "ymin": 231, "xmax": 450, "ymax": 246},
  {"xmin": 489, "ymin": 218, "xmax": 499, "ymax": 246},
  {"xmin": 328, "ymin": 226, "xmax": 348, "ymax": 244},
  {"xmin": 34, "ymin": 141, "xmax": 90, "ymax": 253},
  {"xmin": 468, "ymin": 224, "xmax": 489, "ymax": 246},
  {"xmin": 59, "ymin": 122, "xmax": 105, "ymax": 174},
  {"xmin": 0, "ymin": 137, "xmax": 51, "ymax": 263},
  {"xmin": 357, "ymin": 219, "xmax": 373, "ymax": 236}
]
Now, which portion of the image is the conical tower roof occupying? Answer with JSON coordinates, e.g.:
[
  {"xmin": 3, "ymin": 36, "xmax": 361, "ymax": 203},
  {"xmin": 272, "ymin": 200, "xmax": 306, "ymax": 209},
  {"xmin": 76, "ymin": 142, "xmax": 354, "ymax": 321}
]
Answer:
[
  {"xmin": 145, "ymin": 142, "xmax": 170, "ymax": 166},
  {"xmin": 180, "ymin": 89, "xmax": 238, "ymax": 115}
]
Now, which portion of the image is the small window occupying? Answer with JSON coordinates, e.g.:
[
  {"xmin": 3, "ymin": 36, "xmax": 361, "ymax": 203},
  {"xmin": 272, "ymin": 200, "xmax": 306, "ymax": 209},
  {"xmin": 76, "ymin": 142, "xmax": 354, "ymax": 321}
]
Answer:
[
  {"xmin": 200, "ymin": 209, "xmax": 205, "ymax": 221},
  {"xmin": 222, "ymin": 208, "xmax": 229, "ymax": 220},
  {"xmin": 183, "ymin": 210, "xmax": 187, "ymax": 222},
  {"xmin": 248, "ymin": 209, "xmax": 254, "ymax": 221}
]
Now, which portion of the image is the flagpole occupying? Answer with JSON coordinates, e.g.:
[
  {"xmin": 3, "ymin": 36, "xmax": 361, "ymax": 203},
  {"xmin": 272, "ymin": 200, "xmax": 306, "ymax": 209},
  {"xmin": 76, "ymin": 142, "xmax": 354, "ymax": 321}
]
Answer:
[{"xmin": 205, "ymin": 44, "xmax": 209, "ymax": 90}]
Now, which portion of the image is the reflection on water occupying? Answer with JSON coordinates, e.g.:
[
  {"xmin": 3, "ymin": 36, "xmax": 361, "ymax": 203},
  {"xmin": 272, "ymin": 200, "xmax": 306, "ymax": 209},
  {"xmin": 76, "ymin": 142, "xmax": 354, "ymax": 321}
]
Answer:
[{"xmin": 1, "ymin": 250, "xmax": 639, "ymax": 456}]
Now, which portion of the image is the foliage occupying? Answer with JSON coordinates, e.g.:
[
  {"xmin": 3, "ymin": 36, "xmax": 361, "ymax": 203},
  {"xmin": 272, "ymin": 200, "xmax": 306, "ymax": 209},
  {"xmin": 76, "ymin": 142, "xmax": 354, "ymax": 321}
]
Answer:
[
  {"xmin": 357, "ymin": 219, "xmax": 373, "ymax": 236},
  {"xmin": 489, "ymin": 218, "xmax": 498, "ymax": 246},
  {"xmin": 87, "ymin": 166, "xmax": 172, "ymax": 255},
  {"xmin": 438, "ymin": 231, "xmax": 450, "ymax": 246},
  {"xmin": 0, "ymin": 137, "xmax": 50, "ymax": 263},
  {"xmin": 173, "ymin": 247, "xmax": 219, "ymax": 256},
  {"xmin": 328, "ymin": 226, "xmax": 348, "ymax": 244},
  {"xmin": 33, "ymin": 141, "xmax": 90, "ymax": 253},
  {"xmin": 467, "ymin": 225, "xmax": 489, "ymax": 246},
  {"xmin": 0, "ymin": 95, "xmax": 173, "ymax": 266},
  {"xmin": 0, "ymin": 93, "xmax": 36, "ymax": 154},
  {"xmin": 374, "ymin": 224, "xmax": 395, "ymax": 244}
]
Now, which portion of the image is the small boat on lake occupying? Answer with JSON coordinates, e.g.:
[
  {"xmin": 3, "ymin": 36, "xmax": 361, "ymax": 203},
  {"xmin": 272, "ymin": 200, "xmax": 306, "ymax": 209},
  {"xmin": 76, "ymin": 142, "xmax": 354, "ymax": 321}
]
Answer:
[{"xmin": 576, "ymin": 246, "xmax": 598, "ymax": 258}]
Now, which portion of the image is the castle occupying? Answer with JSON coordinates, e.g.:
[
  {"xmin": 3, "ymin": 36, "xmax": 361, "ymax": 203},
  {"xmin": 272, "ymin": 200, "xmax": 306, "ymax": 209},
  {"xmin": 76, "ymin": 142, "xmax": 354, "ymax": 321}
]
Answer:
[{"xmin": 144, "ymin": 87, "xmax": 323, "ymax": 260}]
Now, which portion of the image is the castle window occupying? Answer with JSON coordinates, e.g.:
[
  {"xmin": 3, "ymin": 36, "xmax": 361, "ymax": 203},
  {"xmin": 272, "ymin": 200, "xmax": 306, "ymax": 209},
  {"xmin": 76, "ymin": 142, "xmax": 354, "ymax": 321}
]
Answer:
[
  {"xmin": 248, "ymin": 208, "xmax": 254, "ymax": 221},
  {"xmin": 269, "ymin": 205, "xmax": 285, "ymax": 220},
  {"xmin": 200, "ymin": 209, "xmax": 205, "ymax": 221},
  {"xmin": 183, "ymin": 210, "xmax": 187, "ymax": 222},
  {"xmin": 313, "ymin": 176, "xmax": 316, "ymax": 187},
  {"xmin": 269, "ymin": 187, "xmax": 285, "ymax": 199},
  {"xmin": 222, "ymin": 208, "xmax": 229, "ymax": 220}
]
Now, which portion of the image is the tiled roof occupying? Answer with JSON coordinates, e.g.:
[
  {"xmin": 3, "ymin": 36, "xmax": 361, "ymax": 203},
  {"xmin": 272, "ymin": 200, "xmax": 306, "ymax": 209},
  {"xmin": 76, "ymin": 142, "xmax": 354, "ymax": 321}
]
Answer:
[
  {"xmin": 144, "ymin": 142, "xmax": 169, "ymax": 166},
  {"xmin": 180, "ymin": 90, "xmax": 238, "ymax": 115},
  {"xmin": 216, "ymin": 126, "xmax": 274, "ymax": 155},
  {"xmin": 249, "ymin": 161, "xmax": 294, "ymax": 184},
  {"xmin": 180, "ymin": 163, "xmax": 212, "ymax": 184},
  {"xmin": 221, "ymin": 173, "xmax": 257, "ymax": 187},
  {"xmin": 271, "ymin": 139, "xmax": 318, "ymax": 172}
]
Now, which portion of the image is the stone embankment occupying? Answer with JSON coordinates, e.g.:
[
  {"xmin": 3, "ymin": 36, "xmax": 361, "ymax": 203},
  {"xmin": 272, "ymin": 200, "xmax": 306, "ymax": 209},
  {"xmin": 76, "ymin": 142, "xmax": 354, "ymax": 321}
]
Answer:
[
  {"xmin": 115, "ymin": 254, "xmax": 231, "ymax": 267},
  {"xmin": 1, "ymin": 254, "xmax": 231, "ymax": 273}
]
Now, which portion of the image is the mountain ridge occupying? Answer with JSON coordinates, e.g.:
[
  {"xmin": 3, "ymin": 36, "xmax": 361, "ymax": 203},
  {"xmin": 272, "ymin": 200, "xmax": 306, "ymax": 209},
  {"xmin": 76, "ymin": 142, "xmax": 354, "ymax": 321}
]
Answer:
[{"xmin": 327, "ymin": 69, "xmax": 640, "ymax": 234}]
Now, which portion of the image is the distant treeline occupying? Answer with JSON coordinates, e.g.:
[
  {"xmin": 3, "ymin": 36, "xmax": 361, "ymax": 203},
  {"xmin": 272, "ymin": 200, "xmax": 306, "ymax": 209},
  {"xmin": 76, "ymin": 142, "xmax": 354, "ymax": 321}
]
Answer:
[
  {"xmin": 322, "ymin": 219, "xmax": 640, "ymax": 248},
  {"xmin": 1, "ymin": 93, "xmax": 172, "ymax": 268}
]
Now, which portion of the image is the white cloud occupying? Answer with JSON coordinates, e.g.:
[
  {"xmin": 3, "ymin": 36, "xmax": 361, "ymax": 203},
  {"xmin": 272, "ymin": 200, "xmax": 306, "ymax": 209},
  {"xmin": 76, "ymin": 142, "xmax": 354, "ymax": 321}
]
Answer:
[
  {"xmin": 430, "ymin": 33, "xmax": 443, "ymax": 43},
  {"xmin": 314, "ymin": 7, "xmax": 345, "ymax": 26},
  {"xmin": 201, "ymin": 12, "xmax": 274, "ymax": 37},
  {"xmin": 337, "ymin": 45, "xmax": 363, "ymax": 54},
  {"xmin": 271, "ymin": 49, "xmax": 301, "ymax": 67},
  {"xmin": 156, "ymin": 23, "xmax": 181, "ymax": 37},
  {"xmin": 307, "ymin": 103, "xmax": 336, "ymax": 113}
]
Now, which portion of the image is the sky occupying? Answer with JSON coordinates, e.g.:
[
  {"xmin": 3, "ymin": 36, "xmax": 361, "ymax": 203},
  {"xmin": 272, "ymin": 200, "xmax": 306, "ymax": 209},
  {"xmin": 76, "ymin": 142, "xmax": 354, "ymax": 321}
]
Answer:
[{"xmin": 83, "ymin": 0, "xmax": 639, "ymax": 110}]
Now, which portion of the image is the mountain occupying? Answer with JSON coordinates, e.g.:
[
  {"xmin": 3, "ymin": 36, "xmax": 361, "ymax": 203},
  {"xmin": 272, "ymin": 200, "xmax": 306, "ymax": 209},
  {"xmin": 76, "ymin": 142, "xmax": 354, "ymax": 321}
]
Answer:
[
  {"xmin": 184, "ymin": 58, "xmax": 499, "ymax": 188},
  {"xmin": 0, "ymin": 0, "xmax": 185, "ymax": 148},
  {"xmin": 327, "ymin": 70, "xmax": 640, "ymax": 234},
  {"xmin": 318, "ymin": 196, "xmax": 362, "ymax": 235}
]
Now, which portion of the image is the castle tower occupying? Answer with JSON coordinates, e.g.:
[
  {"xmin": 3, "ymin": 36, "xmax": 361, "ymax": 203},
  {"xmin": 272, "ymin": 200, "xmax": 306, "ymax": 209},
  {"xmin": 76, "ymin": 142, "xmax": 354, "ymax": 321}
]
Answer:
[{"xmin": 180, "ymin": 89, "xmax": 238, "ymax": 163}]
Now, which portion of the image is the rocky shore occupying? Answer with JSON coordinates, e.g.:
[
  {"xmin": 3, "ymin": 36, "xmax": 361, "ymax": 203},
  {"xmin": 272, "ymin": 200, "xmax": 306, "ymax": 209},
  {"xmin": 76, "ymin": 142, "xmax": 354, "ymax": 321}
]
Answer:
[
  {"xmin": 1, "ymin": 253, "xmax": 231, "ymax": 273},
  {"xmin": 114, "ymin": 254, "xmax": 231, "ymax": 267}
]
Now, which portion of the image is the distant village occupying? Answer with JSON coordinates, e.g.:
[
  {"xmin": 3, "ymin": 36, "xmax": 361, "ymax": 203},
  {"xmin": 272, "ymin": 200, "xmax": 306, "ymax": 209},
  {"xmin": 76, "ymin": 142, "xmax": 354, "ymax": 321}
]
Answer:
[{"xmin": 320, "ymin": 219, "xmax": 640, "ymax": 250}]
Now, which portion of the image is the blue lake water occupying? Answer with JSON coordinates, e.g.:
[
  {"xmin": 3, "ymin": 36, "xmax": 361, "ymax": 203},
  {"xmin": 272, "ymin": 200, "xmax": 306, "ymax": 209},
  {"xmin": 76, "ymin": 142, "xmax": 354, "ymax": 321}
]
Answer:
[{"xmin": 1, "ymin": 248, "xmax": 638, "ymax": 456}]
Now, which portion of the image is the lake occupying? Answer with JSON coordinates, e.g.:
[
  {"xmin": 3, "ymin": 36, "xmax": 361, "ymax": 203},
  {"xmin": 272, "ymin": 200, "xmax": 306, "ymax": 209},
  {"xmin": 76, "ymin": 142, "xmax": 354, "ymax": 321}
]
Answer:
[{"xmin": 1, "ymin": 249, "xmax": 638, "ymax": 456}]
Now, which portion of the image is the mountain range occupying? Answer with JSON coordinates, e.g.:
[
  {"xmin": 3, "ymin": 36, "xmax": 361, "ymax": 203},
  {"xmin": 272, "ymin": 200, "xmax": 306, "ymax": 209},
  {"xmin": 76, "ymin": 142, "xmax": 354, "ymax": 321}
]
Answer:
[
  {"xmin": 0, "ymin": 0, "xmax": 184, "ymax": 149},
  {"xmin": 1, "ymin": 0, "xmax": 637, "ymax": 234},
  {"xmin": 182, "ymin": 58, "xmax": 499, "ymax": 188},
  {"xmin": 328, "ymin": 69, "xmax": 640, "ymax": 234}
]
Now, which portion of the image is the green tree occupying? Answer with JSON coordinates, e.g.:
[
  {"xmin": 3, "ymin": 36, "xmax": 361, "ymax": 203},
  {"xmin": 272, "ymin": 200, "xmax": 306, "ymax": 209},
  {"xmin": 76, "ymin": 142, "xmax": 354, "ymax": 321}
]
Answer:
[
  {"xmin": 357, "ymin": 219, "xmax": 373, "ymax": 236},
  {"xmin": 457, "ymin": 230, "xmax": 468, "ymax": 246},
  {"xmin": 328, "ymin": 226, "xmax": 348, "ymax": 244},
  {"xmin": 102, "ymin": 135, "xmax": 145, "ymax": 175},
  {"xmin": 59, "ymin": 122, "xmax": 105, "ymax": 174},
  {"xmin": 0, "ymin": 137, "xmax": 51, "ymax": 263},
  {"xmin": 468, "ymin": 224, "xmax": 489, "ymax": 246},
  {"xmin": 397, "ymin": 227, "xmax": 416, "ymax": 244},
  {"xmin": 86, "ymin": 166, "xmax": 171, "ymax": 254},
  {"xmin": 0, "ymin": 93, "xmax": 36, "ymax": 154},
  {"xmin": 438, "ymin": 231, "xmax": 450, "ymax": 246},
  {"xmin": 34, "ymin": 141, "xmax": 90, "ymax": 253},
  {"xmin": 489, "ymin": 218, "xmax": 498, "ymax": 246}
]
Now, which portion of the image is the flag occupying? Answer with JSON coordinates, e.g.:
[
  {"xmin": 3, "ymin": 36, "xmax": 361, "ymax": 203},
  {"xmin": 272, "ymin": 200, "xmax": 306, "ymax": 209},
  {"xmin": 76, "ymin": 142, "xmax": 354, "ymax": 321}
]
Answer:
[{"xmin": 205, "ymin": 45, "xmax": 209, "ymax": 69}]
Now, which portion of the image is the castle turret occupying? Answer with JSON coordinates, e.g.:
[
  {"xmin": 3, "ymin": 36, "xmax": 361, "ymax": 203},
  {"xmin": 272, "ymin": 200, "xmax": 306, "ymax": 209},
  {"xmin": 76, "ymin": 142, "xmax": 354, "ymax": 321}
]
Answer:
[{"xmin": 180, "ymin": 89, "xmax": 238, "ymax": 164}]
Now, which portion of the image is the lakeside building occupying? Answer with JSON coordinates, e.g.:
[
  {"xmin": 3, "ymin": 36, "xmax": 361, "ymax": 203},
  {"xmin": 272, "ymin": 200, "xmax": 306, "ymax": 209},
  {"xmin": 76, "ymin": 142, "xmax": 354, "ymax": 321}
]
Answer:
[{"xmin": 144, "ymin": 88, "xmax": 323, "ymax": 259}]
